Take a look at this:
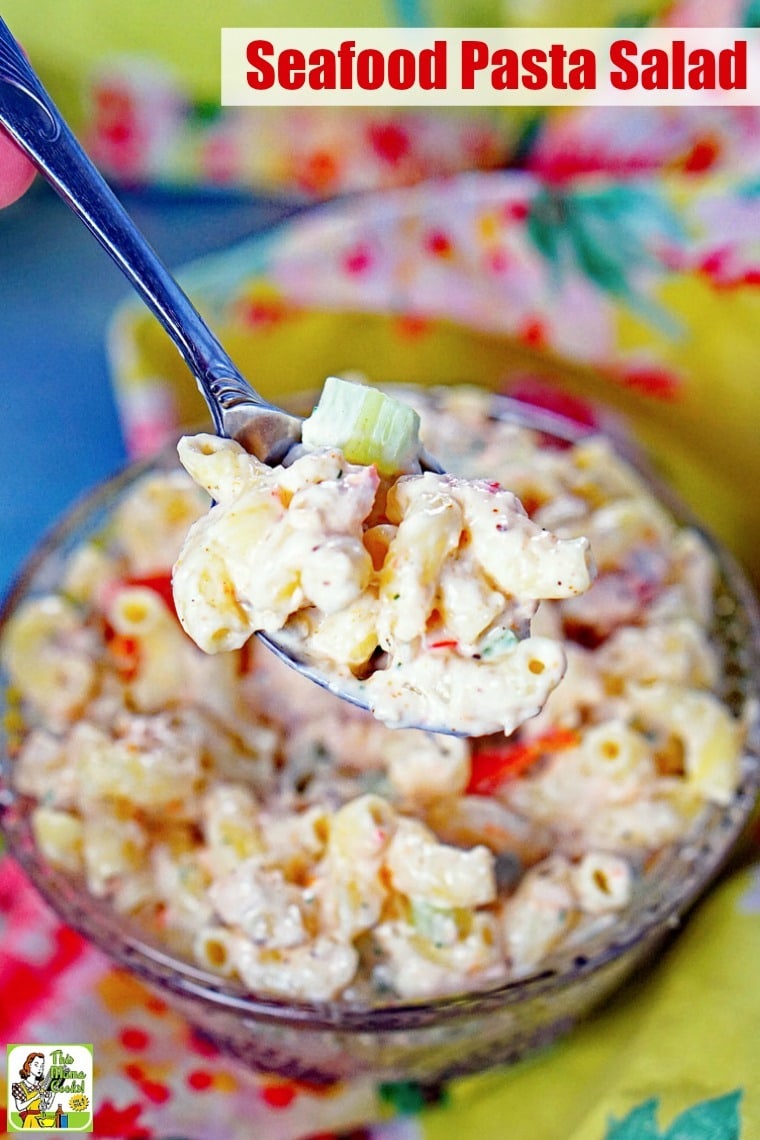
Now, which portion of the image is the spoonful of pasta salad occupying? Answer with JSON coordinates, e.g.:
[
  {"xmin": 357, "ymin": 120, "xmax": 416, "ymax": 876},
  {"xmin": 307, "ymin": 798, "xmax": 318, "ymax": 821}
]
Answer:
[
  {"xmin": 172, "ymin": 377, "xmax": 594, "ymax": 736},
  {"xmin": 0, "ymin": 17, "xmax": 594, "ymax": 734}
]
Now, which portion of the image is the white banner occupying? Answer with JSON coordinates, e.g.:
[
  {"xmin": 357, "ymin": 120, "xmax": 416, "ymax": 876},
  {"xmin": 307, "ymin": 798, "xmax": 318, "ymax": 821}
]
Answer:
[{"xmin": 221, "ymin": 27, "xmax": 760, "ymax": 106}]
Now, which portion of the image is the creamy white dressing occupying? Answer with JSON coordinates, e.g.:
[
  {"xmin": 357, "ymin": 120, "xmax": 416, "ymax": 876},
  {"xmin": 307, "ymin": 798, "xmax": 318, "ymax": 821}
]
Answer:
[{"xmin": 172, "ymin": 428, "xmax": 594, "ymax": 734}]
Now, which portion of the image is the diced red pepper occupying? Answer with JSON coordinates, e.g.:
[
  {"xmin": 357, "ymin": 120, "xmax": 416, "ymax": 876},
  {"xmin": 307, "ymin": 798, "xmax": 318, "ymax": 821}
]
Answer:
[
  {"xmin": 124, "ymin": 573, "xmax": 177, "ymax": 617},
  {"xmin": 429, "ymin": 638, "xmax": 459, "ymax": 650},
  {"xmin": 466, "ymin": 727, "xmax": 580, "ymax": 794},
  {"xmin": 236, "ymin": 637, "xmax": 256, "ymax": 676},
  {"xmin": 107, "ymin": 634, "xmax": 140, "ymax": 681}
]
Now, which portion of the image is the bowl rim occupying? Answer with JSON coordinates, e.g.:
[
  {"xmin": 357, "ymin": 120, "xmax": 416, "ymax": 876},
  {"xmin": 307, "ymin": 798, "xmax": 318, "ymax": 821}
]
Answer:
[{"xmin": 2, "ymin": 391, "xmax": 760, "ymax": 1032}]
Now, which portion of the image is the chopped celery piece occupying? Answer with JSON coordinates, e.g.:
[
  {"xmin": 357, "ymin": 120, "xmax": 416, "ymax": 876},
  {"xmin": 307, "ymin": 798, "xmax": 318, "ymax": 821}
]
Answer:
[
  {"xmin": 410, "ymin": 900, "xmax": 462, "ymax": 947},
  {"xmin": 479, "ymin": 626, "xmax": 520, "ymax": 659},
  {"xmin": 301, "ymin": 377, "xmax": 421, "ymax": 476}
]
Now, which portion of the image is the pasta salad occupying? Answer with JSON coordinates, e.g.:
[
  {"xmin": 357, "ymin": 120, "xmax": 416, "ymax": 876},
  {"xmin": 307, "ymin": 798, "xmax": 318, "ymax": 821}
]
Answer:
[
  {"xmin": 0, "ymin": 385, "xmax": 747, "ymax": 1004},
  {"xmin": 172, "ymin": 379, "xmax": 593, "ymax": 736}
]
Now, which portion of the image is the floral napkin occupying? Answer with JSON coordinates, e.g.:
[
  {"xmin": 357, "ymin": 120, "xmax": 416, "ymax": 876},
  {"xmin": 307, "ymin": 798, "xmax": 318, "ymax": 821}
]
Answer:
[{"xmin": 110, "ymin": 153, "xmax": 760, "ymax": 583}]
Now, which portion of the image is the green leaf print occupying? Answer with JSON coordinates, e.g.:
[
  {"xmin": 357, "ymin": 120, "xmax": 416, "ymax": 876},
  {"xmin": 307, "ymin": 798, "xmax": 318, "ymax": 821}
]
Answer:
[
  {"xmin": 378, "ymin": 1078, "xmax": 448, "ymax": 1115},
  {"xmin": 742, "ymin": 0, "xmax": 760, "ymax": 28},
  {"xmin": 738, "ymin": 176, "xmax": 760, "ymax": 199},
  {"xmin": 605, "ymin": 1098, "xmax": 661, "ymax": 1139},
  {"xmin": 525, "ymin": 183, "xmax": 685, "ymax": 333},
  {"xmin": 605, "ymin": 1090, "xmax": 743, "ymax": 1140}
]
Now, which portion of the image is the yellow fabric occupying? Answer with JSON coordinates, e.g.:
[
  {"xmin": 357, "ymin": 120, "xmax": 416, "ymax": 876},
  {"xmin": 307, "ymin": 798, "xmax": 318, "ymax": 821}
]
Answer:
[{"xmin": 421, "ymin": 861, "xmax": 760, "ymax": 1139}]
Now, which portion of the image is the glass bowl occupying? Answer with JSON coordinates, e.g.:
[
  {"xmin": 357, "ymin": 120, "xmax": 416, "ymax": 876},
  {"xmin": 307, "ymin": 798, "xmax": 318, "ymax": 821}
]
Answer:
[{"xmin": 2, "ymin": 396, "xmax": 760, "ymax": 1087}]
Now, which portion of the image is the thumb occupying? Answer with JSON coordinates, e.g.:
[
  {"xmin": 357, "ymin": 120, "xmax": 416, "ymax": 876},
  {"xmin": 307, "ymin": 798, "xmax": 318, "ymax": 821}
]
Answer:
[{"xmin": 0, "ymin": 126, "xmax": 36, "ymax": 207}]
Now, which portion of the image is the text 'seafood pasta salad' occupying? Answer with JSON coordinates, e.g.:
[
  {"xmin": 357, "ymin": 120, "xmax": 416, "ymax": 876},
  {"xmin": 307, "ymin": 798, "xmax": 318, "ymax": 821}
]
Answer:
[{"xmin": 1, "ymin": 384, "xmax": 747, "ymax": 1003}]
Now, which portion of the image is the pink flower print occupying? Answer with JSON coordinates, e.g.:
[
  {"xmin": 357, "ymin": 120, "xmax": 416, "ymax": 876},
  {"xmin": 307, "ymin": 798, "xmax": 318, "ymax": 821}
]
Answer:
[
  {"xmin": 424, "ymin": 229, "xmax": 454, "ymax": 258},
  {"xmin": 90, "ymin": 83, "xmax": 141, "ymax": 177},
  {"xmin": 366, "ymin": 121, "xmax": 411, "ymax": 166},
  {"xmin": 342, "ymin": 243, "xmax": 374, "ymax": 275}
]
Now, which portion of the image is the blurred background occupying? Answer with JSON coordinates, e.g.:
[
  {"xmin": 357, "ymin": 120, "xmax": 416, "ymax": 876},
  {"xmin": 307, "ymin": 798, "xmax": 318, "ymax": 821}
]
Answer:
[{"xmin": 0, "ymin": 184, "xmax": 300, "ymax": 597}]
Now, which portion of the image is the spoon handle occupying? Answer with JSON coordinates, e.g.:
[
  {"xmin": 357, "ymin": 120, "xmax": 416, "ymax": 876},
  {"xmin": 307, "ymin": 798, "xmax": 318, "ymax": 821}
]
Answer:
[{"xmin": 0, "ymin": 16, "xmax": 263, "ymax": 432}]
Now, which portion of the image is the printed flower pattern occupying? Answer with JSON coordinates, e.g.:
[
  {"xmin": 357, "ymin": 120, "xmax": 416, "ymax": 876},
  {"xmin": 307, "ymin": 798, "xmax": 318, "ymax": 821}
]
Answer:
[
  {"xmin": 84, "ymin": 59, "xmax": 517, "ymax": 199},
  {"xmin": 524, "ymin": 183, "xmax": 685, "ymax": 327},
  {"xmin": 110, "ymin": 160, "xmax": 760, "ymax": 578}
]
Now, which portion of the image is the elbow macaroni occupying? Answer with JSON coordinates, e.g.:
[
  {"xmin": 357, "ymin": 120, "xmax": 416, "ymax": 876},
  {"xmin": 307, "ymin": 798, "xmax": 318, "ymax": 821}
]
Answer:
[
  {"xmin": 172, "ymin": 423, "xmax": 594, "ymax": 736},
  {"xmin": 0, "ymin": 384, "xmax": 749, "ymax": 1004}
]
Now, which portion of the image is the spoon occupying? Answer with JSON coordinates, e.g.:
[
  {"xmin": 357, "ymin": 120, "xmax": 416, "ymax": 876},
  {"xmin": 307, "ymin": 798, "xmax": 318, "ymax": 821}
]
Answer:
[
  {"xmin": 0, "ymin": 15, "xmax": 304, "ymax": 466},
  {"xmin": 0, "ymin": 16, "xmax": 455, "ymax": 731}
]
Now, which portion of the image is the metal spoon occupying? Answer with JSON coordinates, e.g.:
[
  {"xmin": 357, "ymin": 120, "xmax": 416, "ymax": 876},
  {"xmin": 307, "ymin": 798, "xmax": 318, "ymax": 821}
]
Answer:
[
  {"xmin": 0, "ymin": 15, "xmax": 303, "ymax": 465},
  {"xmin": 0, "ymin": 16, "xmax": 454, "ymax": 730}
]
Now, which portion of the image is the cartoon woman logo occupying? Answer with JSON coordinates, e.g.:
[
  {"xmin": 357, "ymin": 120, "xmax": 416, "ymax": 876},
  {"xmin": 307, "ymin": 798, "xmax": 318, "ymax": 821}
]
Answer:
[{"xmin": 10, "ymin": 1052, "xmax": 58, "ymax": 1130}]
